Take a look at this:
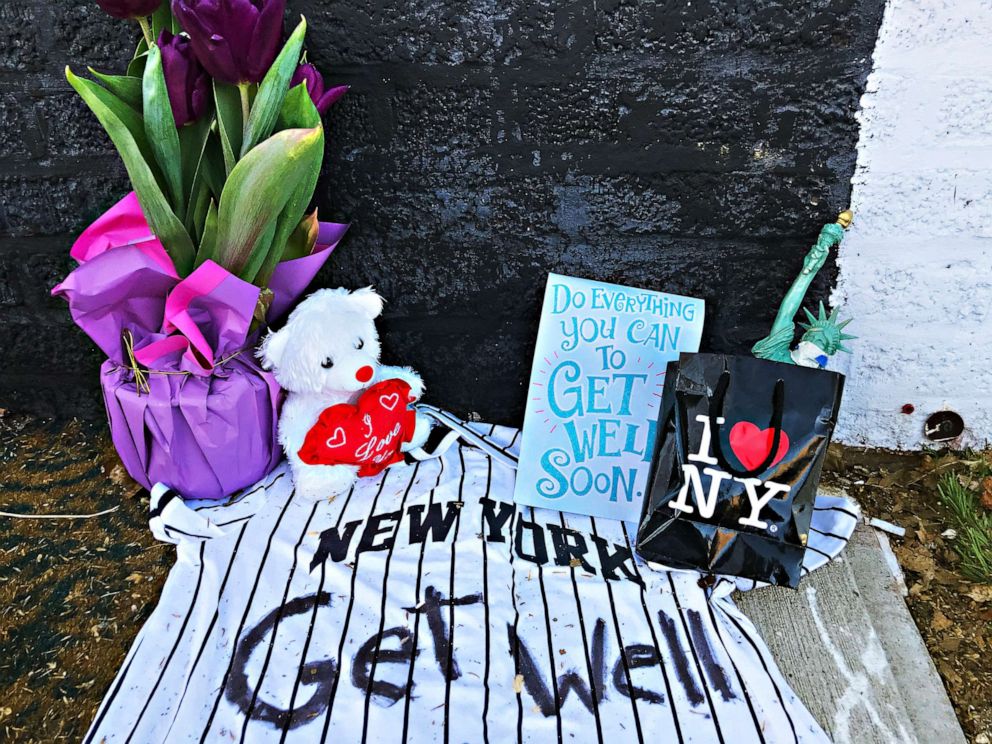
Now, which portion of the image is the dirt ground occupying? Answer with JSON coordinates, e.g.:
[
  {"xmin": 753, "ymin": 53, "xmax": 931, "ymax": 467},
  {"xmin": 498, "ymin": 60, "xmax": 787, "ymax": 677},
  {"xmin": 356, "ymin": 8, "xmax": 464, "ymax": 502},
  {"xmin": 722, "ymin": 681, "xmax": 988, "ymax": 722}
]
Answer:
[
  {"xmin": 0, "ymin": 415, "xmax": 170, "ymax": 742},
  {"xmin": 0, "ymin": 413, "xmax": 990, "ymax": 742},
  {"xmin": 821, "ymin": 446, "xmax": 992, "ymax": 742}
]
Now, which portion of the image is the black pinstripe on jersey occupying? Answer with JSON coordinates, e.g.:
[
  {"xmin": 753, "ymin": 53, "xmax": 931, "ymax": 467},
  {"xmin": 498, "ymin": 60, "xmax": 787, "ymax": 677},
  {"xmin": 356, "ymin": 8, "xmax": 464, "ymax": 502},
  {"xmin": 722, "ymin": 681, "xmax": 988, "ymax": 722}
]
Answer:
[{"xmin": 84, "ymin": 411, "xmax": 856, "ymax": 744}]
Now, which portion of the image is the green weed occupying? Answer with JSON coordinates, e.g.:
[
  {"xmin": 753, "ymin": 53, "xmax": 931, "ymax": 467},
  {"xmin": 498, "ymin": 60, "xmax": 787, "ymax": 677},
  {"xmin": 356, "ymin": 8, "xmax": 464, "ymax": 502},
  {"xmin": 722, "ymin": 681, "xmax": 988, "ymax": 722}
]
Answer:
[{"xmin": 938, "ymin": 473, "xmax": 992, "ymax": 583}]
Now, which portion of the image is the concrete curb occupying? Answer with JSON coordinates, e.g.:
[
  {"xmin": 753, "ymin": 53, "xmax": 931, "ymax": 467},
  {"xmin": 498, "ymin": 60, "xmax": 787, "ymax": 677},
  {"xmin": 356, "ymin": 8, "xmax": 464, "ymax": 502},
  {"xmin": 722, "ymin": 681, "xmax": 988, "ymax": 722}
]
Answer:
[{"xmin": 737, "ymin": 522, "xmax": 965, "ymax": 744}]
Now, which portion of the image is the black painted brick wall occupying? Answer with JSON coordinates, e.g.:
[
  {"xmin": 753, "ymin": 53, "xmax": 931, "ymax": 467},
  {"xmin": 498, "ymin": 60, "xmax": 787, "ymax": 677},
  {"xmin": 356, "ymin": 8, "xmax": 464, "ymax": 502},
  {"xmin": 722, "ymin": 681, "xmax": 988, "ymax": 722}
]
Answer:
[{"xmin": 0, "ymin": 0, "xmax": 885, "ymax": 423}]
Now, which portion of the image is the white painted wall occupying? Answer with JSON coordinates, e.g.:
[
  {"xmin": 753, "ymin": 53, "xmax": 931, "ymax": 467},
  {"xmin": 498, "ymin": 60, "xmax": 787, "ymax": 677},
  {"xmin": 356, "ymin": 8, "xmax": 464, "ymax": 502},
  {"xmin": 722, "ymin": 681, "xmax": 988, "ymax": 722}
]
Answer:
[{"xmin": 831, "ymin": 0, "xmax": 992, "ymax": 449}]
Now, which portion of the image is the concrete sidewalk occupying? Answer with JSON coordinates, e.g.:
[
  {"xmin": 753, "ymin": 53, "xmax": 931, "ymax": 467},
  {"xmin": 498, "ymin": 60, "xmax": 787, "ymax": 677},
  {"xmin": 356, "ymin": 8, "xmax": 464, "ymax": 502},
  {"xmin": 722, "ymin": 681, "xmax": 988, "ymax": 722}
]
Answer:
[{"xmin": 738, "ymin": 520, "xmax": 965, "ymax": 744}]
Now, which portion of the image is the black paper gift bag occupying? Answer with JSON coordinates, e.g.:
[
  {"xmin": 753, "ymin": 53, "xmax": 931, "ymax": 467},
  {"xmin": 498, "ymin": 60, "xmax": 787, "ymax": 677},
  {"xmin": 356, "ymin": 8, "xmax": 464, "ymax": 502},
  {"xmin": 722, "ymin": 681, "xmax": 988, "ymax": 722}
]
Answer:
[{"xmin": 635, "ymin": 353, "xmax": 844, "ymax": 588}]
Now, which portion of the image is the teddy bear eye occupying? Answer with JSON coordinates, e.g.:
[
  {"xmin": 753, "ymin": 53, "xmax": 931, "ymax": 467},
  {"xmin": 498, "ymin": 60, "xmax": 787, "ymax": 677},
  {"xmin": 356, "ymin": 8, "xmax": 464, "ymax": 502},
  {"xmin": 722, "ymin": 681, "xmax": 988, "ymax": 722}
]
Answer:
[
  {"xmin": 321, "ymin": 356, "xmax": 334, "ymax": 369},
  {"xmin": 355, "ymin": 338, "xmax": 364, "ymax": 350}
]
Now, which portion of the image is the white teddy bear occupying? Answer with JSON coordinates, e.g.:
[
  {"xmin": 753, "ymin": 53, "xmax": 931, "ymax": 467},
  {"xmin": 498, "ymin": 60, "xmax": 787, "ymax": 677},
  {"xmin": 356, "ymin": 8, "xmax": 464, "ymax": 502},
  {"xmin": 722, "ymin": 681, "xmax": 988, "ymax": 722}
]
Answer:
[{"xmin": 259, "ymin": 287, "xmax": 431, "ymax": 500}]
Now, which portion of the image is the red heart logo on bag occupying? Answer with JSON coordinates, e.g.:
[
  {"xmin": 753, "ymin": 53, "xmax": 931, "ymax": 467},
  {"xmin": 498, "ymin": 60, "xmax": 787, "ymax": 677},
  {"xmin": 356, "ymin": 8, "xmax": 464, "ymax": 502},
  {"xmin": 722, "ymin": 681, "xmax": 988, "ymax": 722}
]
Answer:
[
  {"xmin": 728, "ymin": 421, "xmax": 790, "ymax": 471},
  {"xmin": 298, "ymin": 379, "xmax": 417, "ymax": 477}
]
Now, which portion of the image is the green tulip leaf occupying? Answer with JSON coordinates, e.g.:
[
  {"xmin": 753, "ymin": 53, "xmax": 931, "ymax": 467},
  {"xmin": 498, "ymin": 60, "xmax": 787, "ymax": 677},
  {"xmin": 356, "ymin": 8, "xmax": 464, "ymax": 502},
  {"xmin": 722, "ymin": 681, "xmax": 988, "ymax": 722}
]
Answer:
[
  {"xmin": 241, "ymin": 17, "xmax": 307, "ymax": 157},
  {"xmin": 129, "ymin": 36, "xmax": 149, "ymax": 77},
  {"xmin": 186, "ymin": 171, "xmax": 211, "ymax": 243},
  {"xmin": 236, "ymin": 220, "xmax": 279, "ymax": 284},
  {"xmin": 66, "ymin": 68, "xmax": 158, "ymax": 180},
  {"xmin": 127, "ymin": 54, "xmax": 148, "ymax": 78},
  {"xmin": 195, "ymin": 199, "xmax": 219, "ymax": 267},
  {"xmin": 252, "ymin": 124, "xmax": 324, "ymax": 285},
  {"xmin": 185, "ymin": 129, "xmax": 225, "ymax": 247},
  {"xmin": 250, "ymin": 84, "xmax": 324, "ymax": 283},
  {"xmin": 213, "ymin": 126, "xmax": 322, "ymax": 280},
  {"xmin": 151, "ymin": 2, "xmax": 178, "ymax": 38},
  {"xmin": 179, "ymin": 113, "xmax": 213, "ymax": 190},
  {"xmin": 67, "ymin": 67, "xmax": 195, "ymax": 274},
  {"xmin": 214, "ymin": 81, "xmax": 243, "ymax": 175},
  {"xmin": 143, "ymin": 45, "xmax": 185, "ymax": 217},
  {"xmin": 198, "ymin": 133, "xmax": 226, "ymax": 202},
  {"xmin": 88, "ymin": 69, "xmax": 143, "ymax": 111},
  {"xmin": 277, "ymin": 82, "xmax": 321, "ymax": 131},
  {"xmin": 187, "ymin": 187, "xmax": 205, "ymax": 242},
  {"xmin": 179, "ymin": 113, "xmax": 214, "ymax": 225},
  {"xmin": 281, "ymin": 211, "xmax": 320, "ymax": 263}
]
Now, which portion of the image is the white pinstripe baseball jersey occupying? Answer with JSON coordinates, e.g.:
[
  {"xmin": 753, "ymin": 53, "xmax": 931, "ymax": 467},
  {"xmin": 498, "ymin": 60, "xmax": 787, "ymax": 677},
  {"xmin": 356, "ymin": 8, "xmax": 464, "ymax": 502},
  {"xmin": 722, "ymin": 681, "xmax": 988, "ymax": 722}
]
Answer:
[{"xmin": 84, "ymin": 411, "xmax": 859, "ymax": 743}]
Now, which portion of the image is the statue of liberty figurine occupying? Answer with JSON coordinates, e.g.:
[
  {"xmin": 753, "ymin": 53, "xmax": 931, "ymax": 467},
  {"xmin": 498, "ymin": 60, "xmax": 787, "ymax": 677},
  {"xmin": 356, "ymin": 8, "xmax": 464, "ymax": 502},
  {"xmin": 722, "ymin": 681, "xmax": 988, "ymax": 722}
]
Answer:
[{"xmin": 752, "ymin": 210, "xmax": 857, "ymax": 368}]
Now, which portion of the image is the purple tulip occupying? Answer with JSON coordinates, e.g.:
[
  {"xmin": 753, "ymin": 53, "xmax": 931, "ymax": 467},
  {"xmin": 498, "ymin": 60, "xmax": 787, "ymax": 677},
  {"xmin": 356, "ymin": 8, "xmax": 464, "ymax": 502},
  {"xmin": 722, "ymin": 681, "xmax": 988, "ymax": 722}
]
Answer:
[
  {"xmin": 96, "ymin": 0, "xmax": 163, "ymax": 19},
  {"xmin": 290, "ymin": 63, "xmax": 348, "ymax": 115},
  {"xmin": 157, "ymin": 30, "xmax": 210, "ymax": 126},
  {"xmin": 171, "ymin": 0, "xmax": 286, "ymax": 85}
]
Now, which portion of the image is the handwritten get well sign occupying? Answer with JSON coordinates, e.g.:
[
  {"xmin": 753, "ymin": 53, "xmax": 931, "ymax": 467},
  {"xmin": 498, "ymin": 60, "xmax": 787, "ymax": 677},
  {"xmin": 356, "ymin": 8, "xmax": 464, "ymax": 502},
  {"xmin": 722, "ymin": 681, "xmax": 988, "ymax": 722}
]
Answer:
[{"xmin": 514, "ymin": 273, "xmax": 704, "ymax": 522}]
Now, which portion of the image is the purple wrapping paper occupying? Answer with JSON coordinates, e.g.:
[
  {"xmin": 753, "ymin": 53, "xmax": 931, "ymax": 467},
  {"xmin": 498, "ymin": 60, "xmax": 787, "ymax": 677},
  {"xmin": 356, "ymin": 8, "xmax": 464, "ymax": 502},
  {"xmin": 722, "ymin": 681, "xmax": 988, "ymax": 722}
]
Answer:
[
  {"xmin": 100, "ymin": 356, "xmax": 281, "ymax": 500},
  {"xmin": 52, "ymin": 192, "xmax": 347, "ymax": 500}
]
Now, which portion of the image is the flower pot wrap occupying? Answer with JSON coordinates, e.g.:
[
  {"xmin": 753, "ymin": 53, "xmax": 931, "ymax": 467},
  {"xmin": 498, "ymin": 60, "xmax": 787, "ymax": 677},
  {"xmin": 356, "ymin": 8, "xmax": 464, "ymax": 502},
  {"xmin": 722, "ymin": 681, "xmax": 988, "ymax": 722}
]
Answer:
[{"xmin": 53, "ymin": 193, "xmax": 347, "ymax": 500}]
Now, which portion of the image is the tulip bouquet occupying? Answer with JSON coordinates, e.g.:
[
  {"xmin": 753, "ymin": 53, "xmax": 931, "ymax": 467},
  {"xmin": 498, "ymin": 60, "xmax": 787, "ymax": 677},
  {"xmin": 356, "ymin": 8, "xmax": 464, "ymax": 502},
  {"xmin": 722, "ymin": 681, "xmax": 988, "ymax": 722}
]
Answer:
[
  {"xmin": 52, "ymin": 0, "xmax": 350, "ymax": 500},
  {"xmin": 69, "ymin": 0, "xmax": 346, "ymax": 286}
]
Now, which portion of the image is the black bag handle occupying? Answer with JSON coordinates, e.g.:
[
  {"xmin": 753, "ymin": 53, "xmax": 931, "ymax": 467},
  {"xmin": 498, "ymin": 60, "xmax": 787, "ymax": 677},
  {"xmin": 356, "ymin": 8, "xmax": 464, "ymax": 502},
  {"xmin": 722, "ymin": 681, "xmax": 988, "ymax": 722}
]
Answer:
[
  {"xmin": 708, "ymin": 370, "xmax": 786, "ymax": 478},
  {"xmin": 673, "ymin": 390, "xmax": 691, "ymax": 464}
]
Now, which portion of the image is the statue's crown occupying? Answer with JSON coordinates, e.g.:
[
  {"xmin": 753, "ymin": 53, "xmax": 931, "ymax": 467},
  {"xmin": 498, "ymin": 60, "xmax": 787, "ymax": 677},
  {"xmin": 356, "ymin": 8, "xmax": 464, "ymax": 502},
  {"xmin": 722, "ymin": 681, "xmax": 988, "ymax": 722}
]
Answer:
[{"xmin": 798, "ymin": 301, "xmax": 856, "ymax": 354}]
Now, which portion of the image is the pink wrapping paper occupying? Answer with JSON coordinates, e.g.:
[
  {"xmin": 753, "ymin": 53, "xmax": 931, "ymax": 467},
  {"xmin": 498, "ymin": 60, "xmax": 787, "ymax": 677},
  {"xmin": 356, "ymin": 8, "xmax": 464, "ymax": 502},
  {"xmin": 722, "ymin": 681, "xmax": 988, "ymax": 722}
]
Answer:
[{"xmin": 53, "ymin": 193, "xmax": 347, "ymax": 500}]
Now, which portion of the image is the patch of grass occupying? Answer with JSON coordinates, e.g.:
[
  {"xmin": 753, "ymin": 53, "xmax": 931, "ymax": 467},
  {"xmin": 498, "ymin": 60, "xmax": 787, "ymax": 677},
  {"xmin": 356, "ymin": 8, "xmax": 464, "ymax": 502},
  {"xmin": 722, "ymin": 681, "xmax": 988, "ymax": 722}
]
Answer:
[{"xmin": 938, "ymin": 473, "xmax": 992, "ymax": 583}]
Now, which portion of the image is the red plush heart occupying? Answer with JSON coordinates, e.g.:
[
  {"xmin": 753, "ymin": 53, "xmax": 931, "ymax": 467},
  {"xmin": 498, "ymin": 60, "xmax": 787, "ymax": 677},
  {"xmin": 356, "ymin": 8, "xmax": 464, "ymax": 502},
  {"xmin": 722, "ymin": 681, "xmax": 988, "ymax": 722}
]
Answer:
[
  {"xmin": 298, "ymin": 379, "xmax": 417, "ymax": 477},
  {"xmin": 728, "ymin": 421, "xmax": 790, "ymax": 471}
]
